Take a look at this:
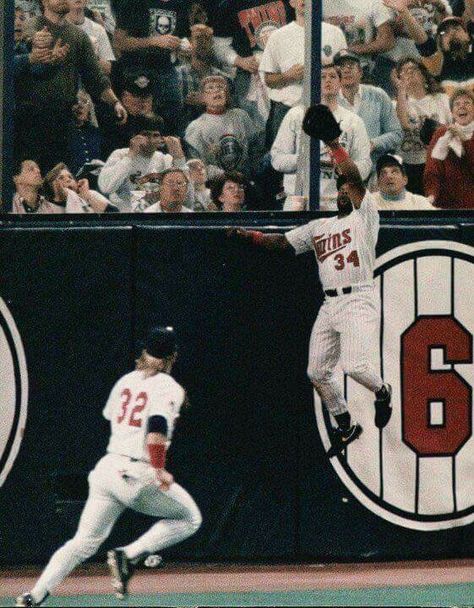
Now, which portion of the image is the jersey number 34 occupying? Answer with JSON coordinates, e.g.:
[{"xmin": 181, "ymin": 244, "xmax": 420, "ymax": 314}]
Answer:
[{"xmin": 117, "ymin": 389, "xmax": 148, "ymax": 427}]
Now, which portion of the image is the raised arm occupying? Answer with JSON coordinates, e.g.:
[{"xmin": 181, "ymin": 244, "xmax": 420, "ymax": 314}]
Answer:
[{"xmin": 228, "ymin": 228, "xmax": 291, "ymax": 250}]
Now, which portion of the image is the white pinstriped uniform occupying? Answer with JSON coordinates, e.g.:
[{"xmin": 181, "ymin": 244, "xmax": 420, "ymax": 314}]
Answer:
[
  {"xmin": 30, "ymin": 371, "xmax": 201, "ymax": 603},
  {"xmin": 286, "ymin": 192, "xmax": 384, "ymax": 416}
]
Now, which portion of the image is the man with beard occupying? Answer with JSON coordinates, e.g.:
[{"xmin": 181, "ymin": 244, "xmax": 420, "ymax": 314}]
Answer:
[
  {"xmin": 99, "ymin": 114, "xmax": 186, "ymax": 210},
  {"xmin": 230, "ymin": 105, "xmax": 392, "ymax": 457},
  {"xmin": 16, "ymin": 0, "xmax": 127, "ymax": 173}
]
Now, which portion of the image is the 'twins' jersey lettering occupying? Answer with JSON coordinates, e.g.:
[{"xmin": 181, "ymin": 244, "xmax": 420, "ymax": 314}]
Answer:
[{"xmin": 314, "ymin": 229, "xmax": 352, "ymax": 263}]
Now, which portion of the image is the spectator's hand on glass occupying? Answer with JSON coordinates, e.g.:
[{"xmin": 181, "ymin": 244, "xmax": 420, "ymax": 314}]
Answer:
[
  {"xmin": 234, "ymin": 55, "xmax": 259, "ymax": 73},
  {"xmin": 114, "ymin": 101, "xmax": 128, "ymax": 125},
  {"xmin": 151, "ymin": 34, "xmax": 182, "ymax": 50},
  {"xmin": 284, "ymin": 64, "xmax": 304, "ymax": 83}
]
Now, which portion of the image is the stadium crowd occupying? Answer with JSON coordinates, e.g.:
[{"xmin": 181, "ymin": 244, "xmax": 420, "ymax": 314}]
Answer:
[{"xmin": 10, "ymin": 0, "xmax": 474, "ymax": 213}]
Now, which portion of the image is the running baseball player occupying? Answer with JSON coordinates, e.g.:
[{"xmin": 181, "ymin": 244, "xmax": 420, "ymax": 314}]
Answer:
[
  {"xmin": 16, "ymin": 327, "xmax": 202, "ymax": 607},
  {"xmin": 231, "ymin": 105, "xmax": 392, "ymax": 457}
]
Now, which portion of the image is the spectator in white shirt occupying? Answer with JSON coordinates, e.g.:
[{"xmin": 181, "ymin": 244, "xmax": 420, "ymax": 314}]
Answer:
[
  {"xmin": 373, "ymin": 154, "xmax": 435, "ymax": 209},
  {"xmin": 99, "ymin": 114, "xmax": 186, "ymax": 210},
  {"xmin": 143, "ymin": 168, "xmax": 194, "ymax": 213}
]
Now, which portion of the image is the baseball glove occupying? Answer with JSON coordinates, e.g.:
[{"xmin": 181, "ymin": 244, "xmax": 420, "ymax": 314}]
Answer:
[{"xmin": 302, "ymin": 104, "xmax": 342, "ymax": 144}]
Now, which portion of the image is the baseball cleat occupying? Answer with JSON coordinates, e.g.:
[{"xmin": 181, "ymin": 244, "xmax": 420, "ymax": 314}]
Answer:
[
  {"xmin": 327, "ymin": 423, "xmax": 363, "ymax": 457},
  {"xmin": 15, "ymin": 593, "xmax": 47, "ymax": 607},
  {"xmin": 107, "ymin": 549, "xmax": 134, "ymax": 600},
  {"xmin": 374, "ymin": 384, "xmax": 392, "ymax": 428}
]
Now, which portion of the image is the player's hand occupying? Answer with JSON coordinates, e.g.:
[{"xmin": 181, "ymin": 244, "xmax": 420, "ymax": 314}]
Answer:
[
  {"xmin": 284, "ymin": 64, "xmax": 304, "ymax": 83},
  {"xmin": 151, "ymin": 34, "xmax": 182, "ymax": 50},
  {"xmin": 155, "ymin": 468, "xmax": 174, "ymax": 491},
  {"xmin": 226, "ymin": 227, "xmax": 250, "ymax": 239}
]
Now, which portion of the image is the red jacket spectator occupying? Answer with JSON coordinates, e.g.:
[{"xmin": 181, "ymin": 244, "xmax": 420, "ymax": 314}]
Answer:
[{"xmin": 424, "ymin": 89, "xmax": 474, "ymax": 209}]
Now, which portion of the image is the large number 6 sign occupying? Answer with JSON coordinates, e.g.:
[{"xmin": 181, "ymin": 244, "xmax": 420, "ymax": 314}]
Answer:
[{"xmin": 401, "ymin": 316, "xmax": 473, "ymax": 456}]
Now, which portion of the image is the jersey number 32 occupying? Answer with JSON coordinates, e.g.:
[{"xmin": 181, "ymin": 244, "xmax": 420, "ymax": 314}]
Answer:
[{"xmin": 117, "ymin": 389, "xmax": 148, "ymax": 427}]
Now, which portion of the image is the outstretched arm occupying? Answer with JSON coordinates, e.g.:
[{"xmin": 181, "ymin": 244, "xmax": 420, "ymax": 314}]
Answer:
[
  {"xmin": 326, "ymin": 139, "xmax": 366, "ymax": 208},
  {"xmin": 228, "ymin": 228, "xmax": 291, "ymax": 250}
]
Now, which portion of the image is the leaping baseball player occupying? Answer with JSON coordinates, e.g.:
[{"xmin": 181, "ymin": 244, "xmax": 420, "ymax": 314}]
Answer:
[
  {"xmin": 17, "ymin": 327, "xmax": 202, "ymax": 607},
  {"xmin": 231, "ymin": 104, "xmax": 392, "ymax": 457}
]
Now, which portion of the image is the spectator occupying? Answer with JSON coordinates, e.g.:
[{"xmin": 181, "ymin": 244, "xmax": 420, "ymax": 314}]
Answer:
[
  {"xmin": 143, "ymin": 168, "xmax": 194, "ymax": 212},
  {"xmin": 100, "ymin": 69, "xmax": 156, "ymax": 157},
  {"xmin": 185, "ymin": 159, "xmax": 215, "ymax": 211},
  {"xmin": 424, "ymin": 88, "xmax": 474, "ymax": 207},
  {"xmin": 270, "ymin": 103, "xmax": 304, "ymax": 204},
  {"xmin": 113, "ymin": 0, "xmax": 194, "ymax": 134},
  {"xmin": 69, "ymin": 90, "xmax": 103, "ymax": 176},
  {"xmin": 43, "ymin": 162, "xmax": 118, "ymax": 211},
  {"xmin": 12, "ymin": 160, "xmax": 64, "ymax": 214},
  {"xmin": 67, "ymin": 0, "xmax": 115, "ymax": 75},
  {"xmin": 14, "ymin": 8, "xmax": 60, "ymax": 80},
  {"xmin": 208, "ymin": 171, "xmax": 248, "ymax": 211},
  {"xmin": 323, "ymin": 0, "xmax": 395, "ymax": 80},
  {"xmin": 319, "ymin": 64, "xmax": 372, "ymax": 209},
  {"xmin": 210, "ymin": 0, "xmax": 295, "ymax": 129},
  {"xmin": 379, "ymin": 0, "xmax": 451, "ymax": 96},
  {"xmin": 99, "ymin": 114, "xmax": 186, "ymax": 210},
  {"xmin": 87, "ymin": 0, "xmax": 117, "ymax": 35},
  {"xmin": 16, "ymin": 0, "xmax": 127, "ymax": 174},
  {"xmin": 393, "ymin": 56, "xmax": 451, "ymax": 194},
  {"xmin": 373, "ymin": 154, "xmax": 435, "ymax": 208},
  {"xmin": 418, "ymin": 17, "xmax": 474, "ymax": 93},
  {"xmin": 335, "ymin": 50, "xmax": 403, "ymax": 171},
  {"xmin": 177, "ymin": 24, "xmax": 230, "ymax": 126},
  {"xmin": 185, "ymin": 75, "xmax": 265, "ymax": 178},
  {"xmin": 15, "ymin": 0, "xmax": 41, "ymax": 19}
]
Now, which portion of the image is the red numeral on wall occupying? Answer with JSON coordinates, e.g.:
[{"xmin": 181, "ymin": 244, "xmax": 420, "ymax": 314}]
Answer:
[{"xmin": 401, "ymin": 316, "xmax": 472, "ymax": 456}]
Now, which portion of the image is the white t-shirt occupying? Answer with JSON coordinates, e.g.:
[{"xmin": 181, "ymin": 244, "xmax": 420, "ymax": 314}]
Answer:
[
  {"xmin": 271, "ymin": 104, "xmax": 304, "ymax": 196},
  {"xmin": 103, "ymin": 370, "xmax": 185, "ymax": 460},
  {"xmin": 323, "ymin": 0, "xmax": 394, "ymax": 71},
  {"xmin": 79, "ymin": 17, "xmax": 115, "ymax": 61},
  {"xmin": 373, "ymin": 190, "xmax": 435, "ymax": 210},
  {"xmin": 285, "ymin": 191, "xmax": 379, "ymax": 291},
  {"xmin": 397, "ymin": 93, "xmax": 451, "ymax": 165},
  {"xmin": 87, "ymin": 0, "xmax": 116, "ymax": 34},
  {"xmin": 144, "ymin": 201, "xmax": 193, "ymax": 213}
]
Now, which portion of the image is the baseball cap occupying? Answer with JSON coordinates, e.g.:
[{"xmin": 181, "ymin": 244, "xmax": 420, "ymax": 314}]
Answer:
[
  {"xmin": 437, "ymin": 16, "xmax": 465, "ymax": 36},
  {"xmin": 122, "ymin": 71, "xmax": 155, "ymax": 98},
  {"xmin": 376, "ymin": 154, "xmax": 405, "ymax": 176},
  {"xmin": 334, "ymin": 49, "xmax": 361, "ymax": 66},
  {"xmin": 144, "ymin": 326, "xmax": 177, "ymax": 358}
]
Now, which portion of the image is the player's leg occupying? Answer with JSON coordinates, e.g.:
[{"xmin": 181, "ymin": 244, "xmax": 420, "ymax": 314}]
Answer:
[
  {"xmin": 307, "ymin": 307, "xmax": 362, "ymax": 455},
  {"xmin": 339, "ymin": 294, "xmax": 392, "ymax": 428},
  {"xmin": 107, "ymin": 481, "xmax": 201, "ymax": 598},
  {"xmin": 18, "ymin": 475, "xmax": 125, "ymax": 606}
]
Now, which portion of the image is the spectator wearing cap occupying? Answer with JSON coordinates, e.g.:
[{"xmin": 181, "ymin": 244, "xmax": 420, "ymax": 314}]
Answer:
[
  {"xmin": 396, "ymin": 12, "xmax": 474, "ymax": 91},
  {"xmin": 184, "ymin": 75, "xmax": 265, "ymax": 179},
  {"xmin": 113, "ymin": 0, "xmax": 195, "ymax": 135},
  {"xmin": 143, "ymin": 168, "xmax": 193, "ymax": 213},
  {"xmin": 16, "ymin": 0, "xmax": 127, "ymax": 174},
  {"xmin": 67, "ymin": 0, "xmax": 115, "ymax": 75},
  {"xmin": 208, "ymin": 171, "xmax": 248, "ymax": 212},
  {"xmin": 424, "ymin": 88, "xmax": 474, "ymax": 207},
  {"xmin": 43, "ymin": 161, "xmax": 118, "ymax": 212},
  {"xmin": 100, "ymin": 70, "xmax": 155, "ymax": 157},
  {"xmin": 99, "ymin": 114, "xmax": 186, "ymax": 210},
  {"xmin": 336, "ymin": 50, "xmax": 402, "ymax": 170},
  {"xmin": 392, "ymin": 56, "xmax": 452, "ymax": 194},
  {"xmin": 177, "ymin": 24, "xmax": 231, "ymax": 127},
  {"xmin": 323, "ymin": 0, "xmax": 396, "ymax": 80},
  {"xmin": 259, "ymin": 0, "xmax": 346, "ymax": 147},
  {"xmin": 12, "ymin": 160, "xmax": 64, "ymax": 214},
  {"xmin": 69, "ymin": 90, "xmax": 103, "ymax": 176},
  {"xmin": 373, "ymin": 154, "xmax": 434, "ymax": 209}
]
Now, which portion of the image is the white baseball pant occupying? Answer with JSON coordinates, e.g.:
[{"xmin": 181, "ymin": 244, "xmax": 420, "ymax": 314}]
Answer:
[
  {"xmin": 307, "ymin": 286, "xmax": 383, "ymax": 417},
  {"xmin": 31, "ymin": 453, "xmax": 202, "ymax": 600}
]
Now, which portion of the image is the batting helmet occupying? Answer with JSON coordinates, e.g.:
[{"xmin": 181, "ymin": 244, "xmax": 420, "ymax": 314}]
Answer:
[{"xmin": 144, "ymin": 326, "xmax": 177, "ymax": 358}]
